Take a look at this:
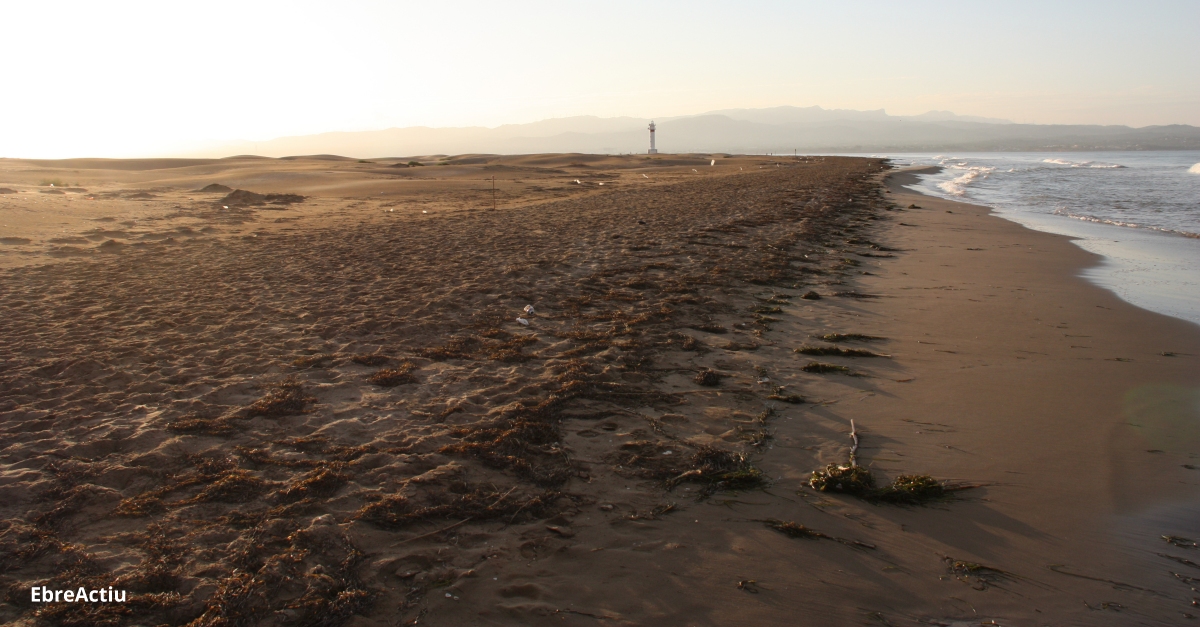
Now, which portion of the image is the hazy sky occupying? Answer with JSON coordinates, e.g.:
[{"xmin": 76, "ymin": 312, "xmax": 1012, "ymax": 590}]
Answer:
[{"xmin": 3, "ymin": 1, "xmax": 1197, "ymax": 158}]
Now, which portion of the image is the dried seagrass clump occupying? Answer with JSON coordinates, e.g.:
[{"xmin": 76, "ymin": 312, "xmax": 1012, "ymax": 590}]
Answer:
[
  {"xmin": 809, "ymin": 463, "xmax": 875, "ymax": 496},
  {"xmin": 794, "ymin": 345, "xmax": 884, "ymax": 357},
  {"xmin": 802, "ymin": 362, "xmax": 855, "ymax": 375},
  {"xmin": 694, "ymin": 369, "xmax": 721, "ymax": 386},
  {"xmin": 877, "ymin": 474, "xmax": 946, "ymax": 504},
  {"xmin": 367, "ymin": 362, "xmax": 418, "ymax": 387},
  {"xmin": 350, "ymin": 354, "xmax": 389, "ymax": 367},
  {"xmin": 247, "ymin": 379, "xmax": 315, "ymax": 417}
]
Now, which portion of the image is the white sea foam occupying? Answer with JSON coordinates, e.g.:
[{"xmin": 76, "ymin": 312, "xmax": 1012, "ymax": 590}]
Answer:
[
  {"xmin": 937, "ymin": 166, "xmax": 994, "ymax": 196},
  {"xmin": 1189, "ymin": 163, "xmax": 1200, "ymax": 174},
  {"xmin": 1042, "ymin": 157, "xmax": 1125, "ymax": 169},
  {"xmin": 1054, "ymin": 208, "xmax": 1200, "ymax": 239}
]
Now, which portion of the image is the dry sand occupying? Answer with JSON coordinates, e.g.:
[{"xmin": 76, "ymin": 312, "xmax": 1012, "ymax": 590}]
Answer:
[{"xmin": 0, "ymin": 155, "xmax": 1197, "ymax": 626}]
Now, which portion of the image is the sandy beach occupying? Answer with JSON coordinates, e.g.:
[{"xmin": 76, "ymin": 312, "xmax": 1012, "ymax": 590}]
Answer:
[{"xmin": 1, "ymin": 155, "xmax": 1198, "ymax": 627}]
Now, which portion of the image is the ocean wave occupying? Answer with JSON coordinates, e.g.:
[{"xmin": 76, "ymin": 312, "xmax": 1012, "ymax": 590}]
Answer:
[
  {"xmin": 937, "ymin": 166, "xmax": 994, "ymax": 196},
  {"xmin": 1042, "ymin": 158, "xmax": 1126, "ymax": 169},
  {"xmin": 1189, "ymin": 163, "xmax": 1200, "ymax": 174},
  {"xmin": 1054, "ymin": 209, "xmax": 1200, "ymax": 239}
]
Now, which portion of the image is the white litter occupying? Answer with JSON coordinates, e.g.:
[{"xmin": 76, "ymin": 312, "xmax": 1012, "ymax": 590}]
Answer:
[
  {"xmin": 516, "ymin": 317, "xmax": 529, "ymax": 326},
  {"xmin": 662, "ymin": 450, "xmax": 673, "ymax": 456},
  {"xmin": 598, "ymin": 182, "xmax": 604, "ymax": 185},
  {"xmin": 692, "ymin": 169, "xmax": 698, "ymax": 173},
  {"xmin": 758, "ymin": 377, "xmax": 770, "ymax": 384},
  {"xmin": 523, "ymin": 305, "xmax": 535, "ymax": 315},
  {"xmin": 574, "ymin": 179, "xmax": 582, "ymax": 184},
  {"xmin": 422, "ymin": 210, "xmax": 428, "ymax": 214},
  {"xmin": 222, "ymin": 205, "xmax": 229, "ymax": 209},
  {"xmin": 642, "ymin": 174, "xmax": 648, "ymax": 178},
  {"xmin": 711, "ymin": 159, "xmax": 715, "ymax": 166}
]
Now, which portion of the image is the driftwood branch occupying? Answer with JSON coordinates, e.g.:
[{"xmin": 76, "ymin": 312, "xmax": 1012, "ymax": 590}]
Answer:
[{"xmin": 848, "ymin": 419, "xmax": 860, "ymax": 466}]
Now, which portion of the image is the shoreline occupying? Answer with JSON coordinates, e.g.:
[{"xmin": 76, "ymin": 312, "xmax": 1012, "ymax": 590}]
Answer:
[{"xmin": 890, "ymin": 154, "xmax": 1200, "ymax": 327}]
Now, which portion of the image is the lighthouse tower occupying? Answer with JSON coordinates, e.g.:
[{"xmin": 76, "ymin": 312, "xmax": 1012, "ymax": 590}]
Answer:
[{"xmin": 647, "ymin": 121, "xmax": 658, "ymax": 154}]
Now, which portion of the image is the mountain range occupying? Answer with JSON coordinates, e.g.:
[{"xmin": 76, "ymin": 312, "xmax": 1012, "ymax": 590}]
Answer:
[{"xmin": 193, "ymin": 106, "xmax": 1200, "ymax": 158}]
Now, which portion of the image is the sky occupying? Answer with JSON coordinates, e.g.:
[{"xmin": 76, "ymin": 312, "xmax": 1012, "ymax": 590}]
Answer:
[{"xmin": 3, "ymin": 0, "xmax": 1198, "ymax": 158}]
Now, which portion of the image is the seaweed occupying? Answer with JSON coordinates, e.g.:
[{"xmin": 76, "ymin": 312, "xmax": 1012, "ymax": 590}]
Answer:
[
  {"xmin": 795, "ymin": 345, "xmax": 885, "ymax": 357},
  {"xmin": 357, "ymin": 486, "xmax": 561, "ymax": 529},
  {"xmin": 350, "ymin": 354, "xmax": 390, "ymax": 367},
  {"xmin": 816, "ymin": 333, "xmax": 885, "ymax": 343},
  {"xmin": 367, "ymin": 361, "xmax": 418, "ymax": 387},
  {"xmin": 247, "ymin": 378, "xmax": 315, "ymax": 417},
  {"xmin": 693, "ymin": 369, "xmax": 722, "ymax": 386},
  {"xmin": 802, "ymin": 362, "xmax": 857, "ymax": 375},
  {"xmin": 799, "ymin": 291, "xmax": 821, "ymax": 300},
  {"xmin": 758, "ymin": 518, "xmax": 876, "ymax": 549},
  {"xmin": 166, "ymin": 414, "xmax": 242, "ymax": 436},
  {"xmin": 293, "ymin": 353, "xmax": 334, "ymax": 369},
  {"xmin": 946, "ymin": 557, "xmax": 1013, "ymax": 589}
]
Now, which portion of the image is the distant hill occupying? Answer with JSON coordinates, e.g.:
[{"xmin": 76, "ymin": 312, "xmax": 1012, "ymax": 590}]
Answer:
[{"xmin": 192, "ymin": 106, "xmax": 1200, "ymax": 158}]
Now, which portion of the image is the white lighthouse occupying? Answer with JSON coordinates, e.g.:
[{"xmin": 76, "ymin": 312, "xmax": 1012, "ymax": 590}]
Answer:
[{"xmin": 647, "ymin": 121, "xmax": 658, "ymax": 154}]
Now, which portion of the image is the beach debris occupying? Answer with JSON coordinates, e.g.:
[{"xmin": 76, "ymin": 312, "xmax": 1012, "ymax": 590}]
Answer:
[
  {"xmin": 710, "ymin": 160, "xmax": 715, "ymax": 166},
  {"xmin": 516, "ymin": 317, "xmax": 530, "ymax": 326},
  {"xmin": 625, "ymin": 503, "xmax": 677, "ymax": 521},
  {"xmin": 292, "ymin": 353, "xmax": 334, "ymax": 369},
  {"xmin": 692, "ymin": 169, "xmax": 698, "ymax": 173},
  {"xmin": 758, "ymin": 518, "xmax": 876, "ymax": 549},
  {"xmin": 367, "ymin": 361, "xmax": 418, "ymax": 387},
  {"xmin": 1164, "ymin": 535, "xmax": 1198, "ymax": 549},
  {"xmin": 802, "ymin": 362, "xmax": 857, "ymax": 375},
  {"xmin": 809, "ymin": 424, "xmax": 960, "ymax": 503},
  {"xmin": 523, "ymin": 305, "xmax": 536, "ymax": 315},
  {"xmin": 546, "ymin": 525, "xmax": 575, "ymax": 538},
  {"xmin": 247, "ymin": 378, "xmax": 315, "ymax": 418},
  {"xmin": 736, "ymin": 579, "xmax": 759, "ymax": 593},
  {"xmin": 946, "ymin": 558, "xmax": 1012, "ymax": 590},
  {"xmin": 350, "ymin": 353, "xmax": 390, "ymax": 367},
  {"xmin": 816, "ymin": 333, "xmax": 885, "ymax": 343},
  {"xmin": 799, "ymin": 291, "xmax": 821, "ymax": 300},
  {"xmin": 795, "ymin": 345, "xmax": 887, "ymax": 357},
  {"xmin": 574, "ymin": 179, "xmax": 582, "ymax": 184},
  {"xmin": 810, "ymin": 463, "xmax": 875, "ymax": 496},
  {"xmin": 642, "ymin": 174, "xmax": 648, "ymax": 178},
  {"xmin": 693, "ymin": 369, "xmax": 721, "ymax": 386}
]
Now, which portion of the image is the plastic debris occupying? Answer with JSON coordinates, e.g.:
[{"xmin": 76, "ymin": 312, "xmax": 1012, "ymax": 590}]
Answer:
[
  {"xmin": 711, "ymin": 159, "xmax": 715, "ymax": 166},
  {"xmin": 574, "ymin": 179, "xmax": 582, "ymax": 184},
  {"xmin": 642, "ymin": 174, "xmax": 648, "ymax": 178},
  {"xmin": 422, "ymin": 210, "xmax": 428, "ymax": 214},
  {"xmin": 523, "ymin": 305, "xmax": 535, "ymax": 315},
  {"xmin": 516, "ymin": 317, "xmax": 529, "ymax": 326}
]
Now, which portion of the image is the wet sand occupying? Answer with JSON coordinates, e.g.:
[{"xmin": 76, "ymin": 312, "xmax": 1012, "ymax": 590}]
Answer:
[{"xmin": 0, "ymin": 156, "xmax": 1197, "ymax": 626}]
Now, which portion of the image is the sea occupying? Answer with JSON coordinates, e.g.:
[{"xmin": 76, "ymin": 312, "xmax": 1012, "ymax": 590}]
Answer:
[{"xmin": 861, "ymin": 151, "xmax": 1200, "ymax": 326}]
